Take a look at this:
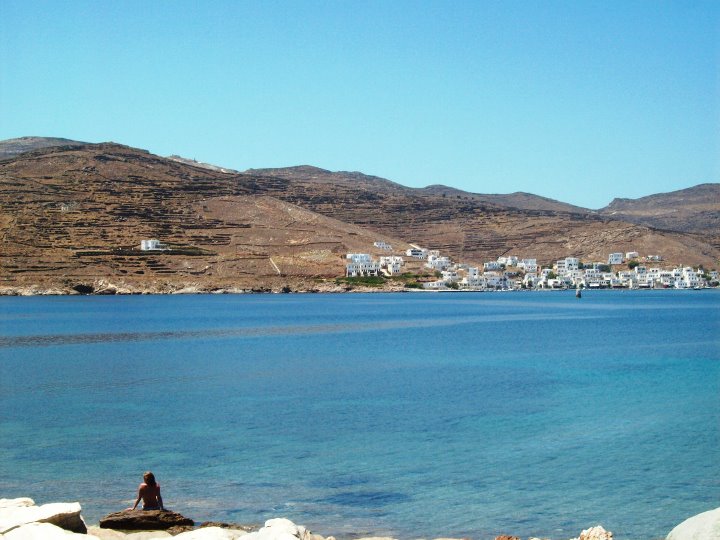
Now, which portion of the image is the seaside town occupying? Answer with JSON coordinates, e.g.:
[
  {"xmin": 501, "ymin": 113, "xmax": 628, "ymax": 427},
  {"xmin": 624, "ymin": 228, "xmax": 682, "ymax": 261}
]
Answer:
[{"xmin": 345, "ymin": 241, "xmax": 718, "ymax": 291}]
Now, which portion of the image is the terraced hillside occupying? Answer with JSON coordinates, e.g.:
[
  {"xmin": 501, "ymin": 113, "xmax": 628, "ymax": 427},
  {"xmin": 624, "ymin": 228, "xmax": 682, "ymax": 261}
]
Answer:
[
  {"xmin": 1, "ymin": 142, "xmax": 718, "ymax": 293},
  {"xmin": 599, "ymin": 183, "xmax": 720, "ymax": 238},
  {"xmin": 245, "ymin": 167, "xmax": 719, "ymax": 268},
  {"xmin": 0, "ymin": 144, "xmax": 410, "ymax": 292}
]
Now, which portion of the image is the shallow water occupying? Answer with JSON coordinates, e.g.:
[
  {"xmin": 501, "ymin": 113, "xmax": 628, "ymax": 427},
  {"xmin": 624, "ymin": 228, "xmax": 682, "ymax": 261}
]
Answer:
[{"xmin": 1, "ymin": 290, "xmax": 718, "ymax": 539}]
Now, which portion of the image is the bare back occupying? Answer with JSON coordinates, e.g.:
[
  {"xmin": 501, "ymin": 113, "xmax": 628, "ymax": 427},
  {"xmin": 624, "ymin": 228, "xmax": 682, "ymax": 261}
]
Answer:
[{"xmin": 138, "ymin": 482, "xmax": 161, "ymax": 509}]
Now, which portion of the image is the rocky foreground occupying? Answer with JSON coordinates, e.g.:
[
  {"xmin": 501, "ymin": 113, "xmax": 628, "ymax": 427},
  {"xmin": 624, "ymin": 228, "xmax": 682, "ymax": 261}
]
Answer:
[{"xmin": 1, "ymin": 498, "xmax": 719, "ymax": 540}]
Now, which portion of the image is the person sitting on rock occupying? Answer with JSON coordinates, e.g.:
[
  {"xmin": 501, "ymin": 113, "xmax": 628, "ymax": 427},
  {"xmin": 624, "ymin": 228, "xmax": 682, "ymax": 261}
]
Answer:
[{"xmin": 129, "ymin": 471, "xmax": 165, "ymax": 511}]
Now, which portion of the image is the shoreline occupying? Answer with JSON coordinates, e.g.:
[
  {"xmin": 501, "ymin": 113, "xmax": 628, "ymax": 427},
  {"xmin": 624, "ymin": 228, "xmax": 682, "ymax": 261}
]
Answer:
[
  {"xmin": 1, "ymin": 282, "xmax": 717, "ymax": 296},
  {"xmin": 4, "ymin": 498, "xmax": 717, "ymax": 540},
  {"xmin": 1, "ymin": 498, "xmax": 619, "ymax": 540}
]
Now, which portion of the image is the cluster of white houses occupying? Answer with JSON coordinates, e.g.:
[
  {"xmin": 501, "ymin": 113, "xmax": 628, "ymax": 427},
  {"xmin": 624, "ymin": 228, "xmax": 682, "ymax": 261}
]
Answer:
[{"xmin": 346, "ymin": 244, "xmax": 717, "ymax": 290}]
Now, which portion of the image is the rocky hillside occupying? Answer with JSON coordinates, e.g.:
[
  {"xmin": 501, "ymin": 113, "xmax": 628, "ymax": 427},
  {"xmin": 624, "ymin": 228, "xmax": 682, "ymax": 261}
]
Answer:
[
  {"xmin": 1, "ymin": 141, "xmax": 718, "ymax": 293},
  {"xmin": 0, "ymin": 136, "xmax": 89, "ymax": 159},
  {"xmin": 599, "ymin": 183, "xmax": 720, "ymax": 236},
  {"xmin": 248, "ymin": 166, "xmax": 592, "ymax": 213},
  {"xmin": 244, "ymin": 167, "xmax": 719, "ymax": 269},
  {"xmin": 0, "ymin": 143, "xmax": 410, "ymax": 292}
]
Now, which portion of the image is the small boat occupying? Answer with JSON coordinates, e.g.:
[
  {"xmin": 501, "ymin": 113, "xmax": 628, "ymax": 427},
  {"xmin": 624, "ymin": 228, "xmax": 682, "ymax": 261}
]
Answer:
[{"xmin": 575, "ymin": 287, "xmax": 582, "ymax": 298}]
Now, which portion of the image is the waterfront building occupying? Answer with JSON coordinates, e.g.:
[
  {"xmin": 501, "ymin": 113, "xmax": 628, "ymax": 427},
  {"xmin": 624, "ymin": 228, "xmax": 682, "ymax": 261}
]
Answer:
[
  {"xmin": 346, "ymin": 253, "xmax": 380, "ymax": 277},
  {"xmin": 379, "ymin": 256, "xmax": 404, "ymax": 275}
]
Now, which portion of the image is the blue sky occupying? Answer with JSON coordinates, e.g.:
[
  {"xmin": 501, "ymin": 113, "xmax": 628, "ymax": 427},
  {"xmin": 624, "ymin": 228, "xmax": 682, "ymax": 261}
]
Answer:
[{"xmin": 1, "ymin": 1, "xmax": 718, "ymax": 209}]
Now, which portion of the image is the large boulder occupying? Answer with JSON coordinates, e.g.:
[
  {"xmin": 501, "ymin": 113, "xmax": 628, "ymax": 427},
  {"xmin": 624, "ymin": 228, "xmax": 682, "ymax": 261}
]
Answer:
[
  {"xmin": 241, "ymin": 518, "xmax": 328, "ymax": 540},
  {"xmin": 173, "ymin": 526, "xmax": 250, "ymax": 539},
  {"xmin": 99, "ymin": 509, "xmax": 194, "ymax": 531},
  {"xmin": 667, "ymin": 507, "xmax": 720, "ymax": 540},
  {"xmin": 0, "ymin": 501, "xmax": 87, "ymax": 534},
  {"xmin": 87, "ymin": 526, "xmax": 129, "ymax": 539},
  {"xmin": 2, "ymin": 521, "xmax": 100, "ymax": 539},
  {"xmin": 570, "ymin": 526, "xmax": 612, "ymax": 540},
  {"xmin": 0, "ymin": 498, "xmax": 35, "ymax": 509}
]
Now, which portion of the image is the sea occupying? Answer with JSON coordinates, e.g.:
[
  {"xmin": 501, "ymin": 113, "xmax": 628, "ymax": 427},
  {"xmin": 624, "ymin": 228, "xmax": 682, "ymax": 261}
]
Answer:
[{"xmin": 0, "ymin": 290, "xmax": 718, "ymax": 539}]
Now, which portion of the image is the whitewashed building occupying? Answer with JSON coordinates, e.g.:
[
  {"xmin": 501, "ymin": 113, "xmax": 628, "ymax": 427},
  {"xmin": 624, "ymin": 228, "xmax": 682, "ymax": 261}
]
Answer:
[
  {"xmin": 426, "ymin": 254, "xmax": 452, "ymax": 271},
  {"xmin": 556, "ymin": 257, "xmax": 580, "ymax": 277},
  {"xmin": 484, "ymin": 261, "xmax": 502, "ymax": 271},
  {"xmin": 346, "ymin": 253, "xmax": 380, "ymax": 277},
  {"xmin": 518, "ymin": 259, "xmax": 538, "ymax": 273},
  {"xmin": 379, "ymin": 256, "xmax": 404, "ymax": 275},
  {"xmin": 608, "ymin": 253, "xmax": 624, "ymax": 265},
  {"xmin": 484, "ymin": 271, "xmax": 511, "ymax": 290},
  {"xmin": 140, "ymin": 239, "xmax": 165, "ymax": 251},
  {"xmin": 498, "ymin": 255, "xmax": 519, "ymax": 267},
  {"xmin": 460, "ymin": 267, "xmax": 484, "ymax": 289},
  {"xmin": 374, "ymin": 241, "xmax": 392, "ymax": 250},
  {"xmin": 675, "ymin": 267, "xmax": 702, "ymax": 288},
  {"xmin": 406, "ymin": 248, "xmax": 427, "ymax": 259}
]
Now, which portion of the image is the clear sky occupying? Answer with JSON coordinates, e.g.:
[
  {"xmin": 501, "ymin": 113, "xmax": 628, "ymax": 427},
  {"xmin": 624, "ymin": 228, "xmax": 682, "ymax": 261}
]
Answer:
[{"xmin": 1, "ymin": 1, "xmax": 718, "ymax": 209}]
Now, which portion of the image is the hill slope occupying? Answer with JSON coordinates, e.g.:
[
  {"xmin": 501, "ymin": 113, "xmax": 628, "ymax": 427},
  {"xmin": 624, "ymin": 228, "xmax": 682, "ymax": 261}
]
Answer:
[
  {"xmin": 242, "ymin": 167, "xmax": 719, "ymax": 269},
  {"xmin": 599, "ymin": 183, "xmax": 720, "ymax": 236},
  {"xmin": 0, "ymin": 136, "xmax": 90, "ymax": 159},
  {"xmin": 248, "ymin": 166, "xmax": 592, "ymax": 213},
  {"xmin": 1, "ymin": 141, "xmax": 718, "ymax": 293},
  {"xmin": 0, "ymin": 143, "xmax": 410, "ymax": 292}
]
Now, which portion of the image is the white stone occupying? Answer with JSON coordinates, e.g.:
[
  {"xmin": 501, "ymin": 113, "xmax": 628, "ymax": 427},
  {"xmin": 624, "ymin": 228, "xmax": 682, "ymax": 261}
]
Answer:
[
  {"xmin": 125, "ymin": 531, "xmax": 173, "ymax": 539},
  {"xmin": 667, "ymin": 507, "xmax": 720, "ymax": 540},
  {"xmin": 2, "ymin": 522, "xmax": 100, "ymax": 539},
  {"xmin": 242, "ymin": 518, "xmax": 316, "ymax": 540},
  {"xmin": 87, "ymin": 526, "xmax": 128, "ymax": 539},
  {"xmin": 174, "ymin": 526, "xmax": 249, "ymax": 539},
  {"xmin": 0, "ymin": 498, "xmax": 35, "ymax": 509},
  {"xmin": 0, "ymin": 501, "xmax": 86, "ymax": 534},
  {"xmin": 570, "ymin": 525, "xmax": 613, "ymax": 540}
]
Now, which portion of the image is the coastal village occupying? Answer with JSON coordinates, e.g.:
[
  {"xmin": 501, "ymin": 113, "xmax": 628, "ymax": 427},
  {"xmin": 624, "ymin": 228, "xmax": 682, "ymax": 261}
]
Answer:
[{"xmin": 344, "ymin": 241, "xmax": 718, "ymax": 291}]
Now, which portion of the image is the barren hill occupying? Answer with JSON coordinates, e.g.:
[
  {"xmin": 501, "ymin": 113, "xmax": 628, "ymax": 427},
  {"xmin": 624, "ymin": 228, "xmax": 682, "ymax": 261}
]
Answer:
[
  {"xmin": 599, "ymin": 183, "xmax": 720, "ymax": 236},
  {"xmin": 243, "ymin": 167, "xmax": 719, "ymax": 269},
  {"xmin": 0, "ymin": 143, "xmax": 410, "ymax": 292},
  {"xmin": 1, "ymin": 142, "xmax": 718, "ymax": 294},
  {"xmin": 0, "ymin": 136, "xmax": 89, "ymax": 159},
  {"xmin": 248, "ymin": 166, "xmax": 592, "ymax": 213}
]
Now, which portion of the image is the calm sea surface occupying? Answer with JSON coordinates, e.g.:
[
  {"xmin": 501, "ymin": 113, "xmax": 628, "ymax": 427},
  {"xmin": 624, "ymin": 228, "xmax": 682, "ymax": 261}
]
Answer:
[{"xmin": 0, "ymin": 291, "xmax": 718, "ymax": 539}]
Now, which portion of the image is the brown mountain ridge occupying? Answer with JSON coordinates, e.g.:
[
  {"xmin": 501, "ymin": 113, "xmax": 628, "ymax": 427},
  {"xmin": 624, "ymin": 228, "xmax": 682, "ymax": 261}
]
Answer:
[{"xmin": 0, "ymin": 140, "xmax": 718, "ymax": 292}]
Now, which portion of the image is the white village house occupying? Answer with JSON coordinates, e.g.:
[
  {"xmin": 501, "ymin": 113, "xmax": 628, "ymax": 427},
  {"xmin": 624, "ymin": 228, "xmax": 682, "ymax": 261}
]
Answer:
[
  {"xmin": 140, "ymin": 239, "xmax": 166, "ymax": 251},
  {"xmin": 346, "ymin": 253, "xmax": 380, "ymax": 277}
]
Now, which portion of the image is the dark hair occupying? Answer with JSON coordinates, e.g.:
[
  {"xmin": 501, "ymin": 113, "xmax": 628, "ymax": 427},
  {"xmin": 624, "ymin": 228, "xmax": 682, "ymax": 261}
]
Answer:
[{"xmin": 143, "ymin": 471, "xmax": 156, "ymax": 486}]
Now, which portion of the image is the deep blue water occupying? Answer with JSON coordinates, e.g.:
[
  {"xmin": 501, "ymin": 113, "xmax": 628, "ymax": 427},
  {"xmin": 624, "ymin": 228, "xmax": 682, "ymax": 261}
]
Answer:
[{"xmin": 0, "ymin": 290, "xmax": 718, "ymax": 539}]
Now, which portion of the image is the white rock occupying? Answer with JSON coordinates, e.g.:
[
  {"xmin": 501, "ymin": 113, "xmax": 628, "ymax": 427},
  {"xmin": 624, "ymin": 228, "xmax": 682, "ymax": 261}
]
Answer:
[
  {"xmin": 125, "ymin": 532, "xmax": 173, "ymax": 540},
  {"xmin": 570, "ymin": 525, "xmax": 613, "ymax": 540},
  {"xmin": 0, "ymin": 499, "xmax": 36, "ymax": 510},
  {"xmin": 0, "ymin": 501, "xmax": 86, "ymax": 534},
  {"xmin": 667, "ymin": 507, "xmax": 720, "ymax": 540},
  {"xmin": 3, "ymin": 522, "xmax": 100, "ymax": 539},
  {"xmin": 87, "ymin": 526, "xmax": 128, "ymax": 539},
  {"xmin": 174, "ymin": 526, "xmax": 249, "ymax": 539},
  {"xmin": 242, "ymin": 518, "xmax": 317, "ymax": 540}
]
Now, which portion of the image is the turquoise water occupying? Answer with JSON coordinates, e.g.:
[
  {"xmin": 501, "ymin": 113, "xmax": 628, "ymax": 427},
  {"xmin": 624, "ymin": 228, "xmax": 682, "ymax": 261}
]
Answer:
[{"xmin": 0, "ymin": 291, "xmax": 718, "ymax": 539}]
